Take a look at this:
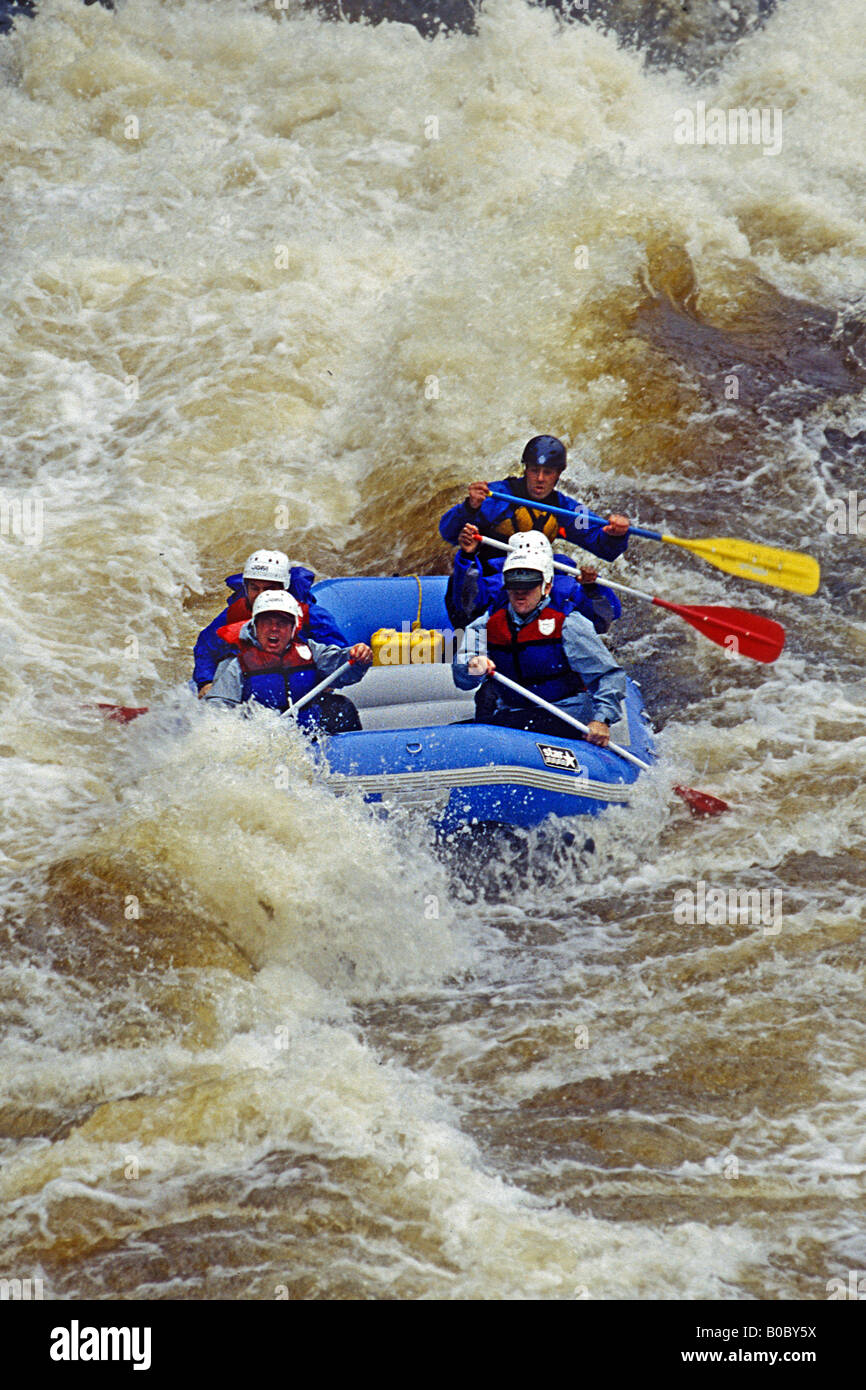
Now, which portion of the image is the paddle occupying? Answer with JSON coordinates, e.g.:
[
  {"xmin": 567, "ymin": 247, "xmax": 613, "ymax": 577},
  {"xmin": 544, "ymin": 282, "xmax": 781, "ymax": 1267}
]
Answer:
[
  {"xmin": 480, "ymin": 533, "xmax": 785, "ymax": 662},
  {"xmin": 486, "ymin": 672, "xmax": 728, "ymax": 817},
  {"xmin": 486, "ymin": 490, "xmax": 819, "ymax": 595},
  {"xmin": 282, "ymin": 659, "xmax": 354, "ymax": 717},
  {"xmin": 672, "ymin": 785, "xmax": 730, "ymax": 817},
  {"xmin": 89, "ymin": 704, "xmax": 149, "ymax": 723},
  {"xmin": 491, "ymin": 671, "xmax": 649, "ymax": 771},
  {"xmin": 88, "ymin": 662, "xmax": 357, "ymax": 726},
  {"xmin": 618, "ymin": 594, "xmax": 784, "ymax": 663}
]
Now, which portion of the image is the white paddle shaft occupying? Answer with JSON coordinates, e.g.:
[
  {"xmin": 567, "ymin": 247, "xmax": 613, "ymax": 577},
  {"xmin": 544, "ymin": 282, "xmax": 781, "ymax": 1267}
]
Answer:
[
  {"xmin": 490, "ymin": 671, "xmax": 650, "ymax": 772},
  {"xmin": 480, "ymin": 534, "xmax": 654, "ymax": 602},
  {"xmin": 284, "ymin": 660, "xmax": 353, "ymax": 716}
]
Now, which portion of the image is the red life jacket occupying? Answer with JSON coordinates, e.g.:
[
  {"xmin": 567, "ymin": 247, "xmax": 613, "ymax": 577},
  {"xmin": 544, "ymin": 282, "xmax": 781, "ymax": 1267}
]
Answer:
[
  {"xmin": 224, "ymin": 593, "xmax": 250, "ymax": 624},
  {"xmin": 216, "ymin": 610, "xmax": 308, "ymax": 649},
  {"xmin": 235, "ymin": 637, "xmax": 318, "ymax": 712},
  {"xmin": 217, "ymin": 619, "xmax": 247, "ymax": 647},
  {"xmin": 236, "ymin": 637, "xmax": 315, "ymax": 676},
  {"xmin": 484, "ymin": 604, "xmax": 586, "ymax": 708}
]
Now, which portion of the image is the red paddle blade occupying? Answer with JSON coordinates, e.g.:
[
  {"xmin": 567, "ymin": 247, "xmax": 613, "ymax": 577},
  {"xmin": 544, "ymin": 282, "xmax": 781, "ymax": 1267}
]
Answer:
[
  {"xmin": 674, "ymin": 784, "xmax": 730, "ymax": 817},
  {"xmin": 653, "ymin": 599, "xmax": 784, "ymax": 663},
  {"xmin": 88, "ymin": 704, "xmax": 150, "ymax": 724}
]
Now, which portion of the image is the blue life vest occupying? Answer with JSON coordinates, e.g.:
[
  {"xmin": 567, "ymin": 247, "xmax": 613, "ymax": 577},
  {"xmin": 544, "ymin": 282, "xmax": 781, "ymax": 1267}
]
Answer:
[{"xmin": 484, "ymin": 603, "xmax": 586, "ymax": 709}]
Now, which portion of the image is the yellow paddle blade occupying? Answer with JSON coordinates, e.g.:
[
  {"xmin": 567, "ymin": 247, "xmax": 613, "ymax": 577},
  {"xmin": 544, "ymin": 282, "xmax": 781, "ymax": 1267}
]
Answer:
[{"xmin": 662, "ymin": 534, "xmax": 820, "ymax": 595}]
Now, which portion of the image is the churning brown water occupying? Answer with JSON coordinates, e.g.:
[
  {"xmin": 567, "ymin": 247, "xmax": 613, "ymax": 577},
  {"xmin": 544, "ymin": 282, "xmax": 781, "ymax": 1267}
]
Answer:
[{"xmin": 0, "ymin": 0, "xmax": 864, "ymax": 1301}]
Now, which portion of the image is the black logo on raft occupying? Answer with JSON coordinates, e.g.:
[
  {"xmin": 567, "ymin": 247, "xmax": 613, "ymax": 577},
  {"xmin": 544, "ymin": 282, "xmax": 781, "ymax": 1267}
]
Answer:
[{"xmin": 536, "ymin": 744, "xmax": 584, "ymax": 774}]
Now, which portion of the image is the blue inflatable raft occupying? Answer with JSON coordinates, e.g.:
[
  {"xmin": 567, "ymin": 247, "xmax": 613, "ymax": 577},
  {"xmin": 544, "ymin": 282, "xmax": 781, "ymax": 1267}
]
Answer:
[{"xmin": 312, "ymin": 576, "xmax": 655, "ymax": 832}]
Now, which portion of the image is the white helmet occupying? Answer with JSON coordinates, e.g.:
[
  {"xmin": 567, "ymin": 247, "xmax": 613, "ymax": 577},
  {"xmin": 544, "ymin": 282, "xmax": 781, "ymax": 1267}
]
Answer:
[
  {"xmin": 242, "ymin": 549, "xmax": 291, "ymax": 586},
  {"xmin": 251, "ymin": 590, "xmax": 303, "ymax": 626},
  {"xmin": 503, "ymin": 532, "xmax": 554, "ymax": 589}
]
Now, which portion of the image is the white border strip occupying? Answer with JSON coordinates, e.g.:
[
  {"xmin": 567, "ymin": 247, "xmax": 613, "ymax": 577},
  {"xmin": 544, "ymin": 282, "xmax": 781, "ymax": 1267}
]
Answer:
[{"xmin": 327, "ymin": 764, "xmax": 634, "ymax": 804}]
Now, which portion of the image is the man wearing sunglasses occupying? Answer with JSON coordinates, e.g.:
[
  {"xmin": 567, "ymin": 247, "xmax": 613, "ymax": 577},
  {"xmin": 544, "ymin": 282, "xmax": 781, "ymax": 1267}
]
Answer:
[{"xmin": 452, "ymin": 534, "xmax": 626, "ymax": 747}]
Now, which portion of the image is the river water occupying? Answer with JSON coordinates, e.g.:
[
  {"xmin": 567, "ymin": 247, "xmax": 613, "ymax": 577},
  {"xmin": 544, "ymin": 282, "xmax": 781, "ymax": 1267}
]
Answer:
[{"xmin": 0, "ymin": 0, "xmax": 864, "ymax": 1302}]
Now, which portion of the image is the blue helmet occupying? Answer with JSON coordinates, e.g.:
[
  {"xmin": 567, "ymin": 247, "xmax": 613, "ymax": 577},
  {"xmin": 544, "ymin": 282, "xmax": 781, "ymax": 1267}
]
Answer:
[{"xmin": 521, "ymin": 435, "xmax": 566, "ymax": 473}]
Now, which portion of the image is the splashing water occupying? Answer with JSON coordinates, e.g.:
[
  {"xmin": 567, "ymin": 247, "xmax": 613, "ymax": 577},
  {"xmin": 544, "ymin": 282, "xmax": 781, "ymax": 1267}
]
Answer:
[{"xmin": 0, "ymin": 0, "xmax": 864, "ymax": 1301}]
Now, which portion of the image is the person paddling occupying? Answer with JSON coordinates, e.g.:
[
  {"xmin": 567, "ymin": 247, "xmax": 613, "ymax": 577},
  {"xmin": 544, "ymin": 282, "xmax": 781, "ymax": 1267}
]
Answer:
[
  {"xmin": 206, "ymin": 590, "xmax": 372, "ymax": 733},
  {"xmin": 439, "ymin": 435, "xmax": 631, "ymax": 568},
  {"xmin": 452, "ymin": 534, "xmax": 626, "ymax": 747},
  {"xmin": 193, "ymin": 549, "xmax": 346, "ymax": 697},
  {"xmin": 445, "ymin": 522, "xmax": 622, "ymax": 634}
]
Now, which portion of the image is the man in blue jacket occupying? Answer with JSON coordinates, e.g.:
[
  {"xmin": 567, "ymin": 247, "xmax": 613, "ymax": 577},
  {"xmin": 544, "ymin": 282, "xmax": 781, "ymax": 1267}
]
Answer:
[
  {"xmin": 193, "ymin": 548, "xmax": 346, "ymax": 696},
  {"xmin": 445, "ymin": 522, "xmax": 622, "ymax": 634},
  {"xmin": 439, "ymin": 435, "xmax": 630, "ymax": 566}
]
